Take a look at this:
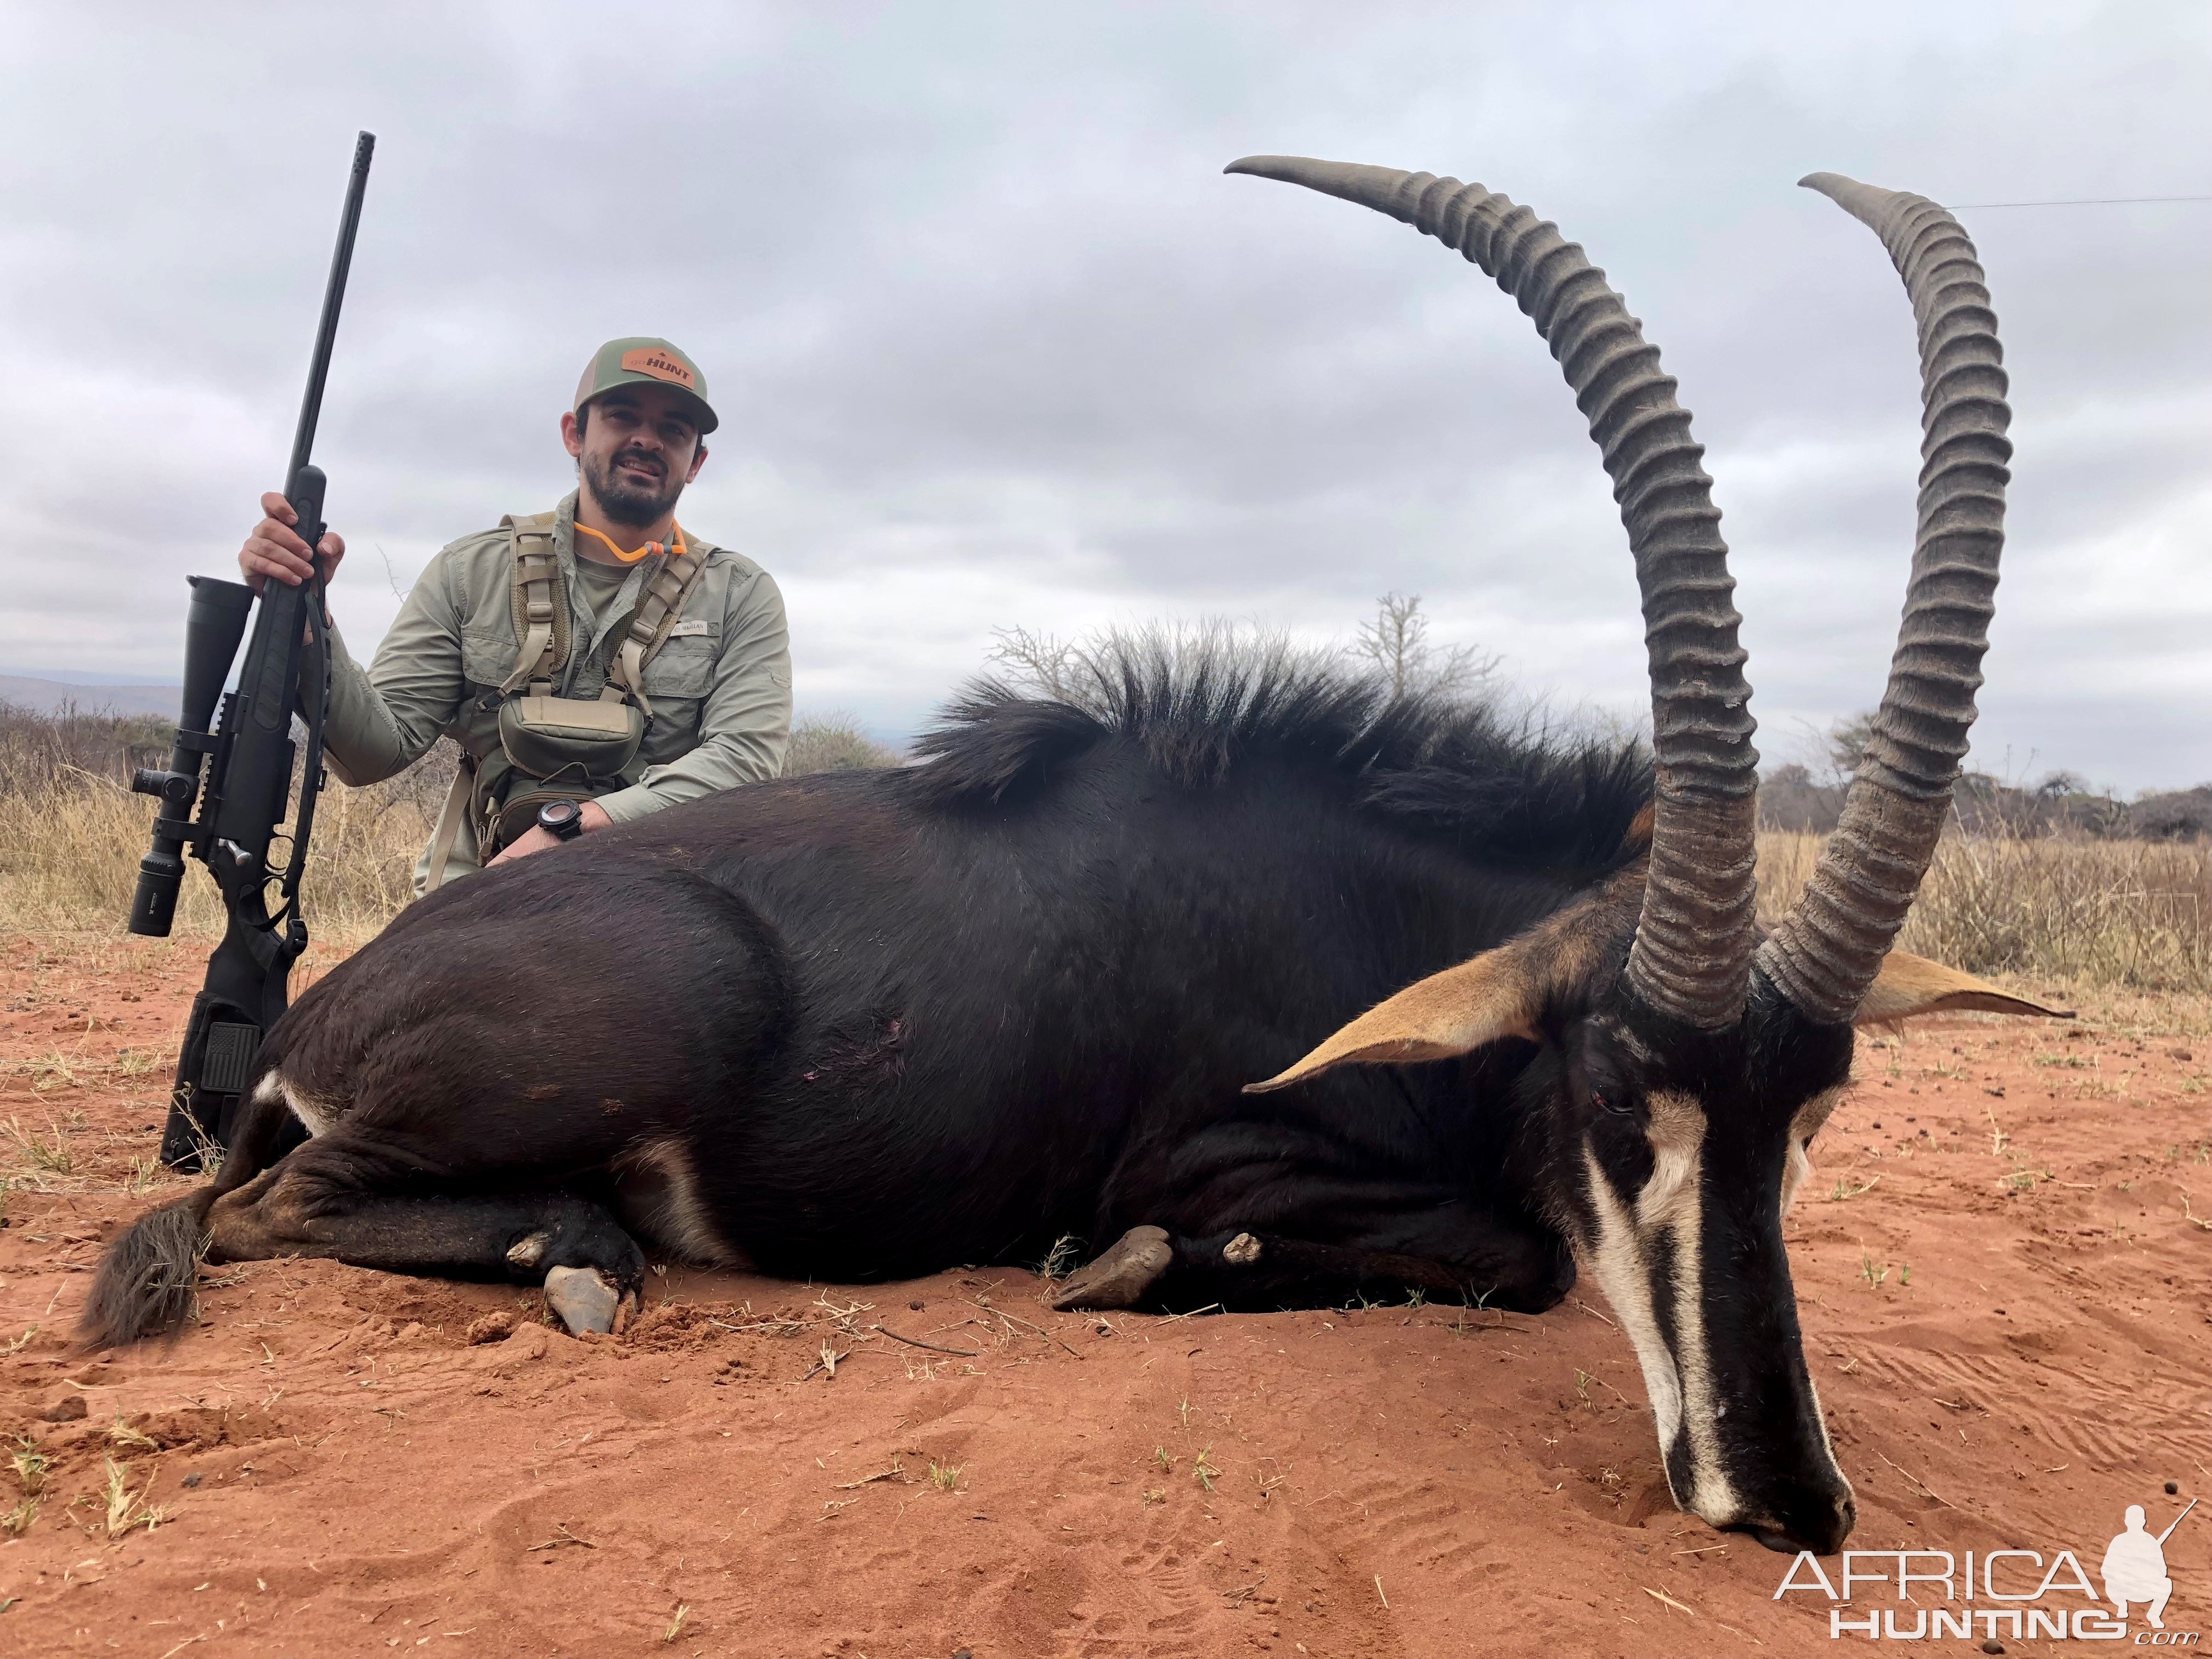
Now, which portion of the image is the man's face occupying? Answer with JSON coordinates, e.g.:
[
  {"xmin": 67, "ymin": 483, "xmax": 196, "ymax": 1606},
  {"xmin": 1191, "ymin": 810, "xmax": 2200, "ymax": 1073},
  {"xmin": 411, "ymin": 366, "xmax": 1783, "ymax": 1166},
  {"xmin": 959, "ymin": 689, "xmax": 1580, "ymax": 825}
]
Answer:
[{"xmin": 562, "ymin": 385, "xmax": 708, "ymax": 527}]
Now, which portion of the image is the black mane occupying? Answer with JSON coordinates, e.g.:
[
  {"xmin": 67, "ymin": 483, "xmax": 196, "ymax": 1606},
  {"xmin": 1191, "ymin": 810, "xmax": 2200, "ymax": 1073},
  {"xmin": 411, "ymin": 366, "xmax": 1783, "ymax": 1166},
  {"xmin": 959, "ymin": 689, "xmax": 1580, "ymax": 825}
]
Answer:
[{"xmin": 906, "ymin": 631, "xmax": 1651, "ymax": 870}]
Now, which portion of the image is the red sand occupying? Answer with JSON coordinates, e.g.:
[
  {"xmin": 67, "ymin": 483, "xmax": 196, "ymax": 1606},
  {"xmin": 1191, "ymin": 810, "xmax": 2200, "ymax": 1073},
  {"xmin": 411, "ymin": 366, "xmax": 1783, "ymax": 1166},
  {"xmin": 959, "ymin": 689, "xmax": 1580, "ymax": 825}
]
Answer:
[{"xmin": 1, "ymin": 933, "xmax": 2208, "ymax": 1657}]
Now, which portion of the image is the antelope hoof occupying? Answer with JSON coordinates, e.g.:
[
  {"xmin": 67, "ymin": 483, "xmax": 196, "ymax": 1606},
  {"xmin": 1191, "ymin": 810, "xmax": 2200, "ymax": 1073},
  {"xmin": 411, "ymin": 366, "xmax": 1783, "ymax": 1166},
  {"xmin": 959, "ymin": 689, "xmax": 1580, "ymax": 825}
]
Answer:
[
  {"xmin": 544, "ymin": 1265, "xmax": 622, "ymax": 1336},
  {"xmin": 1049, "ymin": 1225, "xmax": 1172, "ymax": 1311},
  {"xmin": 1223, "ymin": 1232, "xmax": 1262, "ymax": 1266}
]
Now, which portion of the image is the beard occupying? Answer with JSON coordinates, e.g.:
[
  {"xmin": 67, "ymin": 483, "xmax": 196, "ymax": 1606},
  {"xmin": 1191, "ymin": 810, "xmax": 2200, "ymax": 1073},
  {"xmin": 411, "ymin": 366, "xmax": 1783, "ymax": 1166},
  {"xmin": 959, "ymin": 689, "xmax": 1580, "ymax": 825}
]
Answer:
[{"xmin": 583, "ymin": 444, "xmax": 686, "ymax": 528}]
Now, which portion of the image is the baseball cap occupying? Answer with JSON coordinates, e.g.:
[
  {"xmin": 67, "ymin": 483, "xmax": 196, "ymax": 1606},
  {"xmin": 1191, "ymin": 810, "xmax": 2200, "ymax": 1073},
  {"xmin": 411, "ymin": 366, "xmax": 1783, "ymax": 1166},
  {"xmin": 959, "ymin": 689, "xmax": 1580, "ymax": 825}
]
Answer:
[{"xmin": 573, "ymin": 337, "xmax": 718, "ymax": 435}]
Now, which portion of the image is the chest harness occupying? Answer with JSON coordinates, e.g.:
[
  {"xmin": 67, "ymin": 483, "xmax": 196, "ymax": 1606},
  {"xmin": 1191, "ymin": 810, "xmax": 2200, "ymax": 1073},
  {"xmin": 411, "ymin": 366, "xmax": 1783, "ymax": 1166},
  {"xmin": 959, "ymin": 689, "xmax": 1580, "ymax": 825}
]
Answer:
[{"xmin": 424, "ymin": 510, "xmax": 709, "ymax": 887}]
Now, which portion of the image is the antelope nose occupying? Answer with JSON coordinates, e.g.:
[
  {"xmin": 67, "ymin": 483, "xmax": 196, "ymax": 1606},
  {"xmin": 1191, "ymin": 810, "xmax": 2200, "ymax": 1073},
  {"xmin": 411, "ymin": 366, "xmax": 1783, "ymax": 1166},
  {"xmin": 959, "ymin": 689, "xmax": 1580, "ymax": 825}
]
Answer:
[{"xmin": 1747, "ymin": 1488, "xmax": 1857, "ymax": 1556}]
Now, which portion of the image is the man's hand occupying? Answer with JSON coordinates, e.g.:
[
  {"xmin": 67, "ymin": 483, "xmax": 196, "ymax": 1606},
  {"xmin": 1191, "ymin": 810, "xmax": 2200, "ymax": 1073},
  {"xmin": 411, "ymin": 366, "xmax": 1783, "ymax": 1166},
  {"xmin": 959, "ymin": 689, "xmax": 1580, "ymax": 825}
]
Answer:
[
  {"xmin": 487, "ymin": 800, "xmax": 613, "ymax": 867},
  {"xmin": 239, "ymin": 490, "xmax": 346, "ymax": 592}
]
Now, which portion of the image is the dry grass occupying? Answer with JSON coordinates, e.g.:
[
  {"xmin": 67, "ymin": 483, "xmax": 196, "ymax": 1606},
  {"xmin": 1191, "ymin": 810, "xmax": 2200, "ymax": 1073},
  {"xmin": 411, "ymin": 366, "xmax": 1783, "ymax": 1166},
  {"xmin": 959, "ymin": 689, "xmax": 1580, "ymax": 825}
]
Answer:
[
  {"xmin": 91, "ymin": 1458, "xmax": 166, "ymax": 1537},
  {"xmin": 0, "ymin": 707, "xmax": 895, "ymax": 945},
  {"xmin": 783, "ymin": 712, "xmax": 902, "ymax": 774},
  {"xmin": 1757, "ymin": 830, "xmax": 2212, "ymax": 996},
  {"xmin": 3, "ymin": 700, "xmax": 2202, "ymax": 997},
  {"xmin": 0, "ymin": 695, "xmax": 443, "ymax": 941},
  {"xmin": 0, "ymin": 766, "xmax": 435, "ymax": 945}
]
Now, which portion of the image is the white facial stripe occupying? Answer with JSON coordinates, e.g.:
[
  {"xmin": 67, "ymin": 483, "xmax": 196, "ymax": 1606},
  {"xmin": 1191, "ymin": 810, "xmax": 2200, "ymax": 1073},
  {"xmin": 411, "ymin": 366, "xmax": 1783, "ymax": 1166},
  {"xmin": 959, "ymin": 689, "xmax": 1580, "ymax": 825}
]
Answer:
[
  {"xmin": 1635, "ymin": 1090, "xmax": 1701, "ymax": 1231},
  {"xmin": 1779, "ymin": 1086, "xmax": 1845, "ymax": 1217},
  {"xmin": 1577, "ymin": 1090, "xmax": 1744, "ymax": 1527},
  {"xmin": 1780, "ymin": 1138, "xmax": 1812, "ymax": 1216},
  {"xmin": 1578, "ymin": 1139, "xmax": 1685, "ymax": 1453},
  {"xmin": 1642, "ymin": 1090, "xmax": 1740, "ymax": 1524}
]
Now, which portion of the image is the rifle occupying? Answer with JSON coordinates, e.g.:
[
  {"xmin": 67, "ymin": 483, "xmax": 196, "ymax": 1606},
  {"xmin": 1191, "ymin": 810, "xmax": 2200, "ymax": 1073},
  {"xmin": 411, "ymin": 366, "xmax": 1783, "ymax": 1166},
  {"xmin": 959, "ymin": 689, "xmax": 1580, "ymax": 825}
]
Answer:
[
  {"xmin": 129, "ymin": 131, "xmax": 376, "ymax": 1169},
  {"xmin": 2157, "ymin": 1497, "xmax": 2197, "ymax": 1545}
]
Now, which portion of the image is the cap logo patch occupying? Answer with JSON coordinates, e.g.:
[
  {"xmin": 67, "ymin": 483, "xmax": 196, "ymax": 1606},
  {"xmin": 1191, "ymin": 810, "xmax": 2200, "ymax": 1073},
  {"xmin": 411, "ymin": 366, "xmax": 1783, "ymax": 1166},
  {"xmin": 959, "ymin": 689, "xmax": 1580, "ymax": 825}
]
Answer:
[{"xmin": 620, "ymin": 347, "xmax": 695, "ymax": 389}]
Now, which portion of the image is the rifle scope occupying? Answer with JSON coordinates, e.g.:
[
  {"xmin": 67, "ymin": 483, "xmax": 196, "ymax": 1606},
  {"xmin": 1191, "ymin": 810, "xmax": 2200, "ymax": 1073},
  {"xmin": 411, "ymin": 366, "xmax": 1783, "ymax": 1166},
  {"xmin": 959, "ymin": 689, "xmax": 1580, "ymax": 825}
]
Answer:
[{"xmin": 128, "ymin": 575, "xmax": 256, "ymax": 935}]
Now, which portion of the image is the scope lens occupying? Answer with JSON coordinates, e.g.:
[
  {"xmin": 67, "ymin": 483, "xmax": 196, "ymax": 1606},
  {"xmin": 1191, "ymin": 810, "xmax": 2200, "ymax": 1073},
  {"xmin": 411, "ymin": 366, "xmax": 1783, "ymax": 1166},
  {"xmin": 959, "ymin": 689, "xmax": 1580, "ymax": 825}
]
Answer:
[{"xmin": 129, "ymin": 857, "xmax": 184, "ymax": 938}]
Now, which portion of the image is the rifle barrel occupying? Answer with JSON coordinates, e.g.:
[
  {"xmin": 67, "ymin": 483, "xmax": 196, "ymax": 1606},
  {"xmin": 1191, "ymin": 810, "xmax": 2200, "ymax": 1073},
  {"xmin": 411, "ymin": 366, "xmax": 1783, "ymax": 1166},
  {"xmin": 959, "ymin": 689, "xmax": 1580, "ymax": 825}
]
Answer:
[
  {"xmin": 286, "ymin": 131, "xmax": 376, "ymax": 480},
  {"xmin": 2157, "ymin": 1496, "xmax": 2197, "ymax": 1545}
]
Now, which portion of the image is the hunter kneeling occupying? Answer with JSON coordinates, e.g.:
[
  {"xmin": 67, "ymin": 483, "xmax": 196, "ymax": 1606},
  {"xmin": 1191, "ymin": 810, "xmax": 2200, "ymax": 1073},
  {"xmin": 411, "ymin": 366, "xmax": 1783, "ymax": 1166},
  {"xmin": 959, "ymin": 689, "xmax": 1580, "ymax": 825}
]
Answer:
[{"xmin": 238, "ymin": 336, "xmax": 793, "ymax": 891}]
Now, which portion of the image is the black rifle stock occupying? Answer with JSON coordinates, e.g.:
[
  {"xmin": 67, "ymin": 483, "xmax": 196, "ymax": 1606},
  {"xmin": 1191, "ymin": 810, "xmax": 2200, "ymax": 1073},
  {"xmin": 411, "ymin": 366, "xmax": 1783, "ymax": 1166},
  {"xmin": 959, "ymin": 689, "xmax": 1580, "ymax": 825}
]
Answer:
[{"xmin": 131, "ymin": 132, "xmax": 375, "ymax": 1169}]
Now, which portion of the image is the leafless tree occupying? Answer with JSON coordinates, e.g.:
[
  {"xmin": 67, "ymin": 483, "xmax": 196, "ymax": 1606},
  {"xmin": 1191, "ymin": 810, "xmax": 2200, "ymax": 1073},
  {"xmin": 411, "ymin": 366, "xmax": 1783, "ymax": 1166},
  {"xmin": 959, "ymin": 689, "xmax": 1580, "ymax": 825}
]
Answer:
[
  {"xmin": 1347, "ymin": 592, "xmax": 1498, "ymax": 700},
  {"xmin": 987, "ymin": 625, "xmax": 1085, "ymax": 701}
]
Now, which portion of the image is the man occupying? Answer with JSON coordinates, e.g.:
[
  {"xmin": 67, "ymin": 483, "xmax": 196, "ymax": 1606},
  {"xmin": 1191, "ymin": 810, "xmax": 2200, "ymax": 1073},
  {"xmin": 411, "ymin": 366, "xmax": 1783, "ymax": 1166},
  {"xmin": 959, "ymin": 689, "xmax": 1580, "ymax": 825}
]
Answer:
[
  {"xmin": 2102, "ymin": 1504, "xmax": 2176, "ymax": 1629},
  {"xmin": 240, "ymin": 337, "xmax": 792, "ymax": 891}
]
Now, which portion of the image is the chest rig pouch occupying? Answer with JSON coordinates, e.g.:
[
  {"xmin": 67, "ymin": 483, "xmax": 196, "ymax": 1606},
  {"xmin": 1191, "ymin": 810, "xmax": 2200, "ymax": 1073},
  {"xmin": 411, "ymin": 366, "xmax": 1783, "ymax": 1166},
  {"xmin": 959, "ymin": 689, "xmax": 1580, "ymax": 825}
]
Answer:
[{"xmin": 427, "ymin": 512, "xmax": 708, "ymax": 887}]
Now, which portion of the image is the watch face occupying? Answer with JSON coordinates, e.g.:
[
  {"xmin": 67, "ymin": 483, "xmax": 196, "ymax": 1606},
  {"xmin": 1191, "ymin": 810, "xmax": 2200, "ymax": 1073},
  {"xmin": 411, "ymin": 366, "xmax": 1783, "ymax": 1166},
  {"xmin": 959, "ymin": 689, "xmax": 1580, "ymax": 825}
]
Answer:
[{"xmin": 539, "ymin": 799, "xmax": 582, "ymax": 838}]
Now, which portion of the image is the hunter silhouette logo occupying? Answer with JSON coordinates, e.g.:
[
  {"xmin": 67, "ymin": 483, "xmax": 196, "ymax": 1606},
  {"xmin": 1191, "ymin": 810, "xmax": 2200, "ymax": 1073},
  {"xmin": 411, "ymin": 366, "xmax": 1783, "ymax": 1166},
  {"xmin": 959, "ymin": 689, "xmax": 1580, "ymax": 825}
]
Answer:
[
  {"xmin": 2107, "ymin": 1499, "xmax": 2195, "ymax": 1629},
  {"xmin": 619, "ymin": 347, "xmax": 695, "ymax": 388},
  {"xmin": 1774, "ymin": 1494, "xmax": 2199, "ymax": 1642}
]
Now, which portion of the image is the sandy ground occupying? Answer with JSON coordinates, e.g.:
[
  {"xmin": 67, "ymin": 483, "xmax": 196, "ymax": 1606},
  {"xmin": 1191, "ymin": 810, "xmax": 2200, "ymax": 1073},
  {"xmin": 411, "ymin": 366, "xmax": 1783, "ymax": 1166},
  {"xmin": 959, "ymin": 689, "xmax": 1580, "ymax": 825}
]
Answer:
[{"xmin": 0, "ymin": 932, "xmax": 2208, "ymax": 1659}]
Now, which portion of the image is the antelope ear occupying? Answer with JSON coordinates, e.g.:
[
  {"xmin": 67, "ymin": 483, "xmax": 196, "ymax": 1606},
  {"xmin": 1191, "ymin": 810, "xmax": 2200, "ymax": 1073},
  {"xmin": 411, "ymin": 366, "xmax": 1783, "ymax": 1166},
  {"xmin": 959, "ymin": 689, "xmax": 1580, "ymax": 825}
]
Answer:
[
  {"xmin": 1245, "ymin": 949, "xmax": 1541, "ymax": 1094},
  {"xmin": 1855, "ymin": 951, "xmax": 2073, "ymax": 1025}
]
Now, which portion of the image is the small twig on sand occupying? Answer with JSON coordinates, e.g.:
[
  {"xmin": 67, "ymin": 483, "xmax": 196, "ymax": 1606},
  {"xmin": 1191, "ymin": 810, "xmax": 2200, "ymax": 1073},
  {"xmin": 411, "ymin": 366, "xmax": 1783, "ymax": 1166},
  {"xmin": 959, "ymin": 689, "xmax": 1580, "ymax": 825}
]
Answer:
[
  {"xmin": 874, "ymin": 1323, "xmax": 980, "ymax": 1358},
  {"xmin": 800, "ymin": 1341, "xmax": 851, "ymax": 1382},
  {"xmin": 833, "ymin": 1462, "xmax": 917, "ymax": 1491},
  {"xmin": 1573, "ymin": 1299, "xmax": 1615, "ymax": 1327},
  {"xmin": 980, "ymin": 1299, "xmax": 1085, "ymax": 1358},
  {"xmin": 1158, "ymin": 1304, "xmax": 1220, "ymax": 1323},
  {"xmin": 1644, "ymin": 1587, "xmax": 1696, "ymax": 1616},
  {"xmin": 1587, "ymin": 1373, "xmax": 1639, "ymax": 1408},
  {"xmin": 1875, "ymin": 1450, "xmax": 1956, "ymax": 1509},
  {"xmin": 526, "ymin": 1522, "xmax": 595, "ymax": 1552},
  {"xmin": 963, "ymin": 1295, "xmax": 1084, "ymax": 1357}
]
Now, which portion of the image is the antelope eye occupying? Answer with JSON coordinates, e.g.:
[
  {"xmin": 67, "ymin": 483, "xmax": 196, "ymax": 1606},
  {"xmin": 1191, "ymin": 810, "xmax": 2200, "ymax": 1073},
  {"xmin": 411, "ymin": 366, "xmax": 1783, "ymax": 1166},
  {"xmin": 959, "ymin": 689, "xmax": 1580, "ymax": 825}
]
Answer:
[{"xmin": 1592, "ymin": 1088, "xmax": 1633, "ymax": 1117}]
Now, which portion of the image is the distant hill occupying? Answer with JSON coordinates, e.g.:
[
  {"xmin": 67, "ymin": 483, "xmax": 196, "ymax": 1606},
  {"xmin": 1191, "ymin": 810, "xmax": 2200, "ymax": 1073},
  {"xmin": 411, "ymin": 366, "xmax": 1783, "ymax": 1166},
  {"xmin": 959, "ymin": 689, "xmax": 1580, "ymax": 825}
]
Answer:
[{"xmin": 0, "ymin": 675, "xmax": 180, "ymax": 719}]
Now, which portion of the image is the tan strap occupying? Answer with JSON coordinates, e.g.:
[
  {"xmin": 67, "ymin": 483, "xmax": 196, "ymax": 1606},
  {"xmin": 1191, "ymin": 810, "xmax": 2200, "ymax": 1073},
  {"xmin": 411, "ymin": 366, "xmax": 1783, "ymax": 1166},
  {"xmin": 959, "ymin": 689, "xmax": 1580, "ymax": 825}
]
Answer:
[
  {"xmin": 601, "ymin": 540, "xmax": 709, "ymax": 720},
  {"xmin": 498, "ymin": 512, "xmax": 569, "ymax": 695},
  {"xmin": 423, "ymin": 753, "xmax": 475, "ymax": 893}
]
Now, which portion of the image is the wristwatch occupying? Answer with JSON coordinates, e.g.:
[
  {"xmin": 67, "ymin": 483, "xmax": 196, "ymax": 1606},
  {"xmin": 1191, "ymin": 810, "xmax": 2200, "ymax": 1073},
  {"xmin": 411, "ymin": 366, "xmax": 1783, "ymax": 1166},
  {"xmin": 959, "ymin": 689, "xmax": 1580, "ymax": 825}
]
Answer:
[{"xmin": 537, "ymin": 799, "xmax": 586, "ymax": 842}]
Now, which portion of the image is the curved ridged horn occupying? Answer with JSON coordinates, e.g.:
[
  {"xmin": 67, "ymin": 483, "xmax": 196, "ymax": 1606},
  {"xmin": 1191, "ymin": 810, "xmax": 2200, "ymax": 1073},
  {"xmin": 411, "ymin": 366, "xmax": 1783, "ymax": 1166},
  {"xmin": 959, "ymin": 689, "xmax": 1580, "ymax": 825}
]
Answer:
[
  {"xmin": 1227, "ymin": 155, "xmax": 1758, "ymax": 1029},
  {"xmin": 1754, "ymin": 174, "xmax": 2011, "ymax": 1024}
]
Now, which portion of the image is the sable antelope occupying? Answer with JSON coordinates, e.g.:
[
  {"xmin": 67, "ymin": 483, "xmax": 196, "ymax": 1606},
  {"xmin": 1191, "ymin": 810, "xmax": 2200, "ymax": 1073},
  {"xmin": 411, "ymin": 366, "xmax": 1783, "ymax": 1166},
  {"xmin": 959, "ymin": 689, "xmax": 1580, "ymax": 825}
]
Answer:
[{"xmin": 91, "ymin": 157, "xmax": 2052, "ymax": 1556}]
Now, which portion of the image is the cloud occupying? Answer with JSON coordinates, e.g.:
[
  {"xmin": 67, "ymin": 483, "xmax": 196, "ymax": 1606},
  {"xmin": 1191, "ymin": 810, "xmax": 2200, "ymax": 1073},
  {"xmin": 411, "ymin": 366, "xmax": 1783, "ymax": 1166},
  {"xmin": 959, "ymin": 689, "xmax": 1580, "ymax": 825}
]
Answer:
[{"xmin": 2, "ymin": 1, "xmax": 2205, "ymax": 788}]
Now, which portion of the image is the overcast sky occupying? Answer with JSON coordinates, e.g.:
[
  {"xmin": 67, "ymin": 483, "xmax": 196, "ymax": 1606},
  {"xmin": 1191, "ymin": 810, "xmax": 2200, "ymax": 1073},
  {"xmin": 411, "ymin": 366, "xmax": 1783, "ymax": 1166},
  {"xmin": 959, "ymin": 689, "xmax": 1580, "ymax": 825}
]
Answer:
[{"xmin": 4, "ymin": 3, "xmax": 2206, "ymax": 790}]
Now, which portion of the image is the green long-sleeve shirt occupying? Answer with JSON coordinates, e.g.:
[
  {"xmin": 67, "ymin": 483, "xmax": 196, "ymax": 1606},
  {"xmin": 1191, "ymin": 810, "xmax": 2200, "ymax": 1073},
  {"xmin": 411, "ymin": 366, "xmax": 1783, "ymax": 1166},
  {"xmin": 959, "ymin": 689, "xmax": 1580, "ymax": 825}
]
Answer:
[{"xmin": 322, "ymin": 492, "xmax": 792, "ymax": 891}]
